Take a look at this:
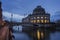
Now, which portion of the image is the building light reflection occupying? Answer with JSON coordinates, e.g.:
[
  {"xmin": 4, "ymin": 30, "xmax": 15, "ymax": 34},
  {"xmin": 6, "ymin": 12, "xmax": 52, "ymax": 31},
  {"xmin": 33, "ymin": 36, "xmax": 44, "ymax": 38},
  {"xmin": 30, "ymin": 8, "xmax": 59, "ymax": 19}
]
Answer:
[
  {"xmin": 41, "ymin": 32, "xmax": 44, "ymax": 38},
  {"xmin": 37, "ymin": 30, "xmax": 40, "ymax": 40}
]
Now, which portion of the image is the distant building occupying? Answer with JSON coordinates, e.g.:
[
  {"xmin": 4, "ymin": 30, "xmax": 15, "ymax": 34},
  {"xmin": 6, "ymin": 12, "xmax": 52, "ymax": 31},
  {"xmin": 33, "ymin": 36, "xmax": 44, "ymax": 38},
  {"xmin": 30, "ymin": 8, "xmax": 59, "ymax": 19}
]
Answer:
[
  {"xmin": 55, "ymin": 20, "xmax": 60, "ymax": 23},
  {"xmin": 22, "ymin": 6, "xmax": 50, "ymax": 24}
]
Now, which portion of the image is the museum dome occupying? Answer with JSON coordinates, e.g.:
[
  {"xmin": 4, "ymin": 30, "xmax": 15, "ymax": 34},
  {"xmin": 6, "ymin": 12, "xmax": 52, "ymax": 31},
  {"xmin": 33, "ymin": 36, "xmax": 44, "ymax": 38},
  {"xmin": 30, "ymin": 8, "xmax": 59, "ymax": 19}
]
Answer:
[{"xmin": 33, "ymin": 6, "xmax": 45, "ymax": 14}]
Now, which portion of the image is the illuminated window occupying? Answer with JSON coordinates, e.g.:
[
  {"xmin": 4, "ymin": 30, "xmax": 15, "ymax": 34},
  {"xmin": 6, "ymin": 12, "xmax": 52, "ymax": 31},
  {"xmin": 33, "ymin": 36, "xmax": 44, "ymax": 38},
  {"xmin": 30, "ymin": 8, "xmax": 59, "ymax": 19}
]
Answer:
[
  {"xmin": 41, "ymin": 17, "xmax": 43, "ymax": 18},
  {"xmin": 37, "ymin": 30, "xmax": 40, "ymax": 40},
  {"xmin": 41, "ymin": 20, "xmax": 44, "ymax": 23},
  {"xmin": 34, "ymin": 17, "xmax": 36, "ymax": 19},
  {"xmin": 37, "ymin": 17, "xmax": 40, "ymax": 19},
  {"xmin": 45, "ymin": 20, "xmax": 47, "ymax": 23},
  {"xmin": 37, "ymin": 20, "xmax": 40, "ymax": 23},
  {"xmin": 45, "ymin": 17, "xmax": 47, "ymax": 18},
  {"xmin": 45, "ymin": 20, "xmax": 49, "ymax": 23},
  {"xmin": 33, "ymin": 20, "xmax": 36, "ymax": 23}
]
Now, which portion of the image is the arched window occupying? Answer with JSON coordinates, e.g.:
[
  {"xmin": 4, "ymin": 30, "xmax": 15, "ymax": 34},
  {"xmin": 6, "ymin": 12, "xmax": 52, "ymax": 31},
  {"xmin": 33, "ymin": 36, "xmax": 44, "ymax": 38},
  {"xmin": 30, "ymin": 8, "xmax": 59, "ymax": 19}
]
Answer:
[
  {"xmin": 37, "ymin": 20, "xmax": 40, "ymax": 23},
  {"xmin": 41, "ymin": 20, "xmax": 44, "ymax": 23}
]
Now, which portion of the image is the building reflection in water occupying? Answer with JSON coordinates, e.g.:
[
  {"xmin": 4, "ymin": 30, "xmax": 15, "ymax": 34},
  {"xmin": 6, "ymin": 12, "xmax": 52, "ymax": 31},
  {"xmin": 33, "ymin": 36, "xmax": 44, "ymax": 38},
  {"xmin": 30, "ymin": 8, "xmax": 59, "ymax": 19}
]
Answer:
[
  {"xmin": 37, "ymin": 30, "xmax": 40, "ymax": 40},
  {"xmin": 13, "ymin": 26, "xmax": 60, "ymax": 40}
]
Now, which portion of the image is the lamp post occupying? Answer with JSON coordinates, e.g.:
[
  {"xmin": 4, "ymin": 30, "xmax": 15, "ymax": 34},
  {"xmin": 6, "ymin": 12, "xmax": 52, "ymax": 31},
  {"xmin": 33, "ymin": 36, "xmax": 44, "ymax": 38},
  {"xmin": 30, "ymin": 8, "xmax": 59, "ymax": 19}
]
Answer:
[
  {"xmin": 10, "ymin": 13, "xmax": 13, "ymax": 32},
  {"xmin": 9, "ymin": 13, "xmax": 13, "ymax": 40}
]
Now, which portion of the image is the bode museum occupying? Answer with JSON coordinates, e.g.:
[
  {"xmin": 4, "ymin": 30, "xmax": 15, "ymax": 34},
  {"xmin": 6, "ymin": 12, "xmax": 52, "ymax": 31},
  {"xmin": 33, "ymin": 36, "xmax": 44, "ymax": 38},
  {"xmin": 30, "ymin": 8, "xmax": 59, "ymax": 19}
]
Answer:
[
  {"xmin": 22, "ymin": 6, "xmax": 51, "ymax": 40},
  {"xmin": 22, "ymin": 6, "xmax": 50, "ymax": 24}
]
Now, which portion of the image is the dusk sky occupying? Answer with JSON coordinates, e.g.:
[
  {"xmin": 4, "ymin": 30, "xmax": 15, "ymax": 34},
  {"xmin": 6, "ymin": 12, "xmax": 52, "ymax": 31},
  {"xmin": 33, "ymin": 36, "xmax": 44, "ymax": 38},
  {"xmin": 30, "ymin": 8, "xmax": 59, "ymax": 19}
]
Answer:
[{"xmin": 1, "ymin": 0, "xmax": 60, "ymax": 22}]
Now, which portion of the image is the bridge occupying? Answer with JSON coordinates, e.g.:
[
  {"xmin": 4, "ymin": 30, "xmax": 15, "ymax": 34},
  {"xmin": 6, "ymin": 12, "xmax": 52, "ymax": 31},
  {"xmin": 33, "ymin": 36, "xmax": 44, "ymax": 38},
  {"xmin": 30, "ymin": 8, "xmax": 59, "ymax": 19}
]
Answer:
[{"xmin": 5, "ymin": 20, "xmax": 60, "ymax": 28}]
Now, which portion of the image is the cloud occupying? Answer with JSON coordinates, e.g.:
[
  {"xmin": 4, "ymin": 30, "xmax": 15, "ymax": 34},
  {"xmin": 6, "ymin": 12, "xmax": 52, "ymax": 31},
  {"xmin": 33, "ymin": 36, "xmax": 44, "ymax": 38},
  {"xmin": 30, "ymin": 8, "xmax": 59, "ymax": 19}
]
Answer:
[{"xmin": 2, "ymin": 11, "xmax": 24, "ymax": 22}]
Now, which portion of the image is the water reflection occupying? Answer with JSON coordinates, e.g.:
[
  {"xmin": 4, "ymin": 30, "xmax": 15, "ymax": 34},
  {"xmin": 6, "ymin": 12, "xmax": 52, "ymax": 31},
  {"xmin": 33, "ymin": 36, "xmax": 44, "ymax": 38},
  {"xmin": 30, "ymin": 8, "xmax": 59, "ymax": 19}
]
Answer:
[
  {"xmin": 13, "ymin": 32, "xmax": 31, "ymax": 40},
  {"xmin": 13, "ymin": 26, "xmax": 32, "ymax": 40},
  {"xmin": 13, "ymin": 32, "xmax": 60, "ymax": 40},
  {"xmin": 13, "ymin": 26, "xmax": 60, "ymax": 40},
  {"xmin": 13, "ymin": 26, "xmax": 22, "ymax": 32}
]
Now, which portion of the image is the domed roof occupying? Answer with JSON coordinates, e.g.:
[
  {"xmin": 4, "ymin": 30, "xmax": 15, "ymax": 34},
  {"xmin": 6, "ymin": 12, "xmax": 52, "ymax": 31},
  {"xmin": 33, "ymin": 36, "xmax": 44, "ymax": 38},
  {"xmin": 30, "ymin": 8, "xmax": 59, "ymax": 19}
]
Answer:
[
  {"xmin": 0, "ymin": 1, "xmax": 1, "ymax": 8},
  {"xmin": 33, "ymin": 6, "xmax": 45, "ymax": 14}
]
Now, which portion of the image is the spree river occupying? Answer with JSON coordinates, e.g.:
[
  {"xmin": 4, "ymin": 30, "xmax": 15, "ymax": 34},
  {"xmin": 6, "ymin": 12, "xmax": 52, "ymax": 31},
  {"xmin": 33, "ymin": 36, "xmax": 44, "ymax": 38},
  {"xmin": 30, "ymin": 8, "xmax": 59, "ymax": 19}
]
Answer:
[{"xmin": 13, "ymin": 26, "xmax": 60, "ymax": 40}]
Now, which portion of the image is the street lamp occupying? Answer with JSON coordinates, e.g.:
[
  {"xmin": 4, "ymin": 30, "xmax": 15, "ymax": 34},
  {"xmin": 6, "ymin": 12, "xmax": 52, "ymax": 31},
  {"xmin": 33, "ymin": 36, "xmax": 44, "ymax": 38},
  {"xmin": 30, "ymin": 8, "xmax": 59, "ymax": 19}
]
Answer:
[{"xmin": 9, "ymin": 13, "xmax": 13, "ymax": 40}]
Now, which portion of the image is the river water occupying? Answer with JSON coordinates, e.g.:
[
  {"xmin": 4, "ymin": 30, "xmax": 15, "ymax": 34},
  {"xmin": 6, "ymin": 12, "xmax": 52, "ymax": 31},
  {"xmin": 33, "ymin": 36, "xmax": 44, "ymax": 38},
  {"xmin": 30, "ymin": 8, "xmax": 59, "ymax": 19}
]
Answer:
[
  {"xmin": 13, "ymin": 26, "xmax": 60, "ymax": 40},
  {"xmin": 13, "ymin": 32, "xmax": 31, "ymax": 40}
]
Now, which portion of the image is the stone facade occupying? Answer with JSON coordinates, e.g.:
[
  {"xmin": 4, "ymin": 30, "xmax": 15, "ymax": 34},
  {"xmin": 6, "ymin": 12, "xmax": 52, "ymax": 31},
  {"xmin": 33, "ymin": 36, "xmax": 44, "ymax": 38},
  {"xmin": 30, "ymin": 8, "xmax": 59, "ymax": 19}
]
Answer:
[
  {"xmin": 22, "ymin": 6, "xmax": 50, "ymax": 24},
  {"xmin": 22, "ymin": 6, "xmax": 50, "ymax": 40}
]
